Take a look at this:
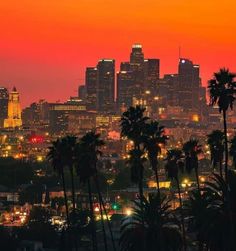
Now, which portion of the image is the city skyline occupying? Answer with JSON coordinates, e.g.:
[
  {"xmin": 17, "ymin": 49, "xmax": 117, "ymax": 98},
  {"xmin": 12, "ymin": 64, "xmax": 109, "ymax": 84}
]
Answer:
[{"xmin": 1, "ymin": 0, "xmax": 236, "ymax": 107}]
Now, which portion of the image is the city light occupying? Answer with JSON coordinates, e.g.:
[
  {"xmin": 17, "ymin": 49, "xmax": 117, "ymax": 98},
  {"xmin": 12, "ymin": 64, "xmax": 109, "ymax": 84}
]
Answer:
[{"xmin": 125, "ymin": 209, "xmax": 132, "ymax": 216}]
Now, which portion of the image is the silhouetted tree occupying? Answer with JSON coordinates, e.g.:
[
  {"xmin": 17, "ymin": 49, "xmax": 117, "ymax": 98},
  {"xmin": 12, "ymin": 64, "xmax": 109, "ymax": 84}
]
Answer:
[
  {"xmin": 207, "ymin": 130, "xmax": 224, "ymax": 177},
  {"xmin": 208, "ymin": 68, "xmax": 236, "ymax": 181},
  {"xmin": 183, "ymin": 139, "xmax": 202, "ymax": 191},
  {"xmin": 143, "ymin": 120, "xmax": 168, "ymax": 197},
  {"xmin": 165, "ymin": 149, "xmax": 186, "ymax": 251},
  {"xmin": 120, "ymin": 194, "xmax": 182, "ymax": 251}
]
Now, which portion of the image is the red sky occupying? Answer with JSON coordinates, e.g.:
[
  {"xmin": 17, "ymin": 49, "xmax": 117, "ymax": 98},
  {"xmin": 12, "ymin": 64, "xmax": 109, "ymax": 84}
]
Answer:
[{"xmin": 0, "ymin": 0, "xmax": 236, "ymax": 107}]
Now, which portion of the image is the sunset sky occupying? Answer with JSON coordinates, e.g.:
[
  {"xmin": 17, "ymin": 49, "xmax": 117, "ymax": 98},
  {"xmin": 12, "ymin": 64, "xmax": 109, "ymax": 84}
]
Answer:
[{"xmin": 0, "ymin": 0, "xmax": 236, "ymax": 107}]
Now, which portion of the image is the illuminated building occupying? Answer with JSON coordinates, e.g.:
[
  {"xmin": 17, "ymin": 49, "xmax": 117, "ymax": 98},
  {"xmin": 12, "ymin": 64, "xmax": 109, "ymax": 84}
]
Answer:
[
  {"xmin": 49, "ymin": 103, "xmax": 87, "ymax": 134},
  {"xmin": 130, "ymin": 44, "xmax": 144, "ymax": 65},
  {"xmin": 22, "ymin": 100, "xmax": 49, "ymax": 127},
  {"xmin": 117, "ymin": 70, "xmax": 134, "ymax": 109},
  {"xmin": 178, "ymin": 58, "xmax": 200, "ymax": 112},
  {"xmin": 129, "ymin": 44, "xmax": 145, "ymax": 97},
  {"xmin": 4, "ymin": 87, "xmax": 22, "ymax": 128},
  {"xmin": 97, "ymin": 59, "xmax": 115, "ymax": 112},
  {"xmin": 85, "ymin": 67, "xmax": 98, "ymax": 111},
  {"xmin": 0, "ymin": 87, "xmax": 9, "ymax": 127},
  {"xmin": 144, "ymin": 59, "xmax": 160, "ymax": 88}
]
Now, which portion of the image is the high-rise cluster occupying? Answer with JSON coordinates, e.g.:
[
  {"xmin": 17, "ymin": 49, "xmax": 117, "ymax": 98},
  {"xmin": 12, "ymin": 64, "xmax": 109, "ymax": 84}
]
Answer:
[{"xmin": 81, "ymin": 44, "xmax": 206, "ymax": 122}]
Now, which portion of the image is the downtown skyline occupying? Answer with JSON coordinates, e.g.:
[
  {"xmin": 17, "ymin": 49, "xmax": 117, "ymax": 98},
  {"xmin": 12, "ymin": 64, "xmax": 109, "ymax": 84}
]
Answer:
[{"xmin": 1, "ymin": 0, "xmax": 236, "ymax": 107}]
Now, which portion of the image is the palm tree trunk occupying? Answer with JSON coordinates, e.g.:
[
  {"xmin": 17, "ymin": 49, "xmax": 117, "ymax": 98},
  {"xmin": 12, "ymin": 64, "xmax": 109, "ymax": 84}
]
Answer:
[
  {"xmin": 88, "ymin": 179, "xmax": 98, "ymax": 251},
  {"xmin": 223, "ymin": 110, "xmax": 229, "ymax": 182},
  {"xmin": 97, "ymin": 192, "xmax": 108, "ymax": 251},
  {"xmin": 176, "ymin": 178, "xmax": 187, "ymax": 251},
  {"xmin": 69, "ymin": 168, "xmax": 78, "ymax": 251},
  {"xmin": 195, "ymin": 165, "xmax": 200, "ymax": 192},
  {"xmin": 151, "ymin": 158, "xmax": 161, "ymax": 199},
  {"xmin": 61, "ymin": 170, "xmax": 70, "ymax": 226},
  {"xmin": 94, "ymin": 176, "xmax": 117, "ymax": 251},
  {"xmin": 70, "ymin": 167, "xmax": 76, "ymax": 212}
]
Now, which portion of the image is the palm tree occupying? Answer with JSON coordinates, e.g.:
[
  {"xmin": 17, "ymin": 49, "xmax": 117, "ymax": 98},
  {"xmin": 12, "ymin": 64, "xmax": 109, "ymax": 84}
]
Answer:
[
  {"xmin": 121, "ymin": 106, "xmax": 149, "ymax": 201},
  {"xmin": 127, "ymin": 148, "xmax": 146, "ymax": 199},
  {"xmin": 229, "ymin": 135, "xmax": 236, "ymax": 169},
  {"xmin": 188, "ymin": 172, "xmax": 236, "ymax": 250},
  {"xmin": 165, "ymin": 149, "xmax": 186, "ymax": 251},
  {"xmin": 76, "ymin": 131, "xmax": 116, "ymax": 251},
  {"xmin": 47, "ymin": 139, "xmax": 70, "ymax": 226},
  {"xmin": 207, "ymin": 130, "xmax": 224, "ymax": 177},
  {"xmin": 208, "ymin": 68, "xmax": 236, "ymax": 181},
  {"xmin": 61, "ymin": 136, "xmax": 77, "ymax": 214},
  {"xmin": 183, "ymin": 139, "xmax": 202, "ymax": 191},
  {"xmin": 143, "ymin": 120, "xmax": 168, "ymax": 197},
  {"xmin": 120, "ymin": 194, "xmax": 182, "ymax": 251},
  {"xmin": 76, "ymin": 133, "xmax": 99, "ymax": 251},
  {"xmin": 121, "ymin": 105, "xmax": 148, "ymax": 150}
]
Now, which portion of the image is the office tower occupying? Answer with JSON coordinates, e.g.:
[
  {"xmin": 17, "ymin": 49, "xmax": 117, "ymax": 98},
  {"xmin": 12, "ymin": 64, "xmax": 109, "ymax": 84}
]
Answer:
[
  {"xmin": 85, "ymin": 67, "xmax": 98, "ymax": 111},
  {"xmin": 97, "ymin": 59, "xmax": 115, "ymax": 112},
  {"xmin": 144, "ymin": 59, "xmax": 160, "ymax": 85},
  {"xmin": 130, "ymin": 44, "xmax": 144, "ymax": 65},
  {"xmin": 0, "ymin": 87, "xmax": 9, "ymax": 127},
  {"xmin": 117, "ymin": 70, "xmax": 135, "ymax": 109},
  {"xmin": 78, "ymin": 85, "xmax": 86, "ymax": 100},
  {"xmin": 178, "ymin": 58, "xmax": 200, "ymax": 112},
  {"xmin": 129, "ymin": 44, "xmax": 145, "ymax": 97},
  {"xmin": 4, "ymin": 87, "xmax": 22, "ymax": 128}
]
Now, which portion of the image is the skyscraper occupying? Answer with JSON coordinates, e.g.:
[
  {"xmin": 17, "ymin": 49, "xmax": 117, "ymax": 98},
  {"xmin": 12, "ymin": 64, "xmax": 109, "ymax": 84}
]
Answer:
[
  {"xmin": 144, "ymin": 59, "xmax": 160, "ymax": 83},
  {"xmin": 130, "ymin": 44, "xmax": 144, "ymax": 65},
  {"xmin": 97, "ymin": 59, "xmax": 115, "ymax": 112},
  {"xmin": 178, "ymin": 58, "xmax": 200, "ymax": 111},
  {"xmin": 117, "ymin": 70, "xmax": 135, "ymax": 109},
  {"xmin": 85, "ymin": 67, "xmax": 98, "ymax": 111},
  {"xmin": 0, "ymin": 87, "xmax": 9, "ymax": 127},
  {"xmin": 4, "ymin": 87, "xmax": 22, "ymax": 128}
]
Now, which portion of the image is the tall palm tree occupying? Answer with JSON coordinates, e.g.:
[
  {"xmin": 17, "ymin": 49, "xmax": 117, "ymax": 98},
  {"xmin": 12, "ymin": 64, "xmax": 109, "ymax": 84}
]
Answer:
[
  {"xmin": 76, "ymin": 131, "xmax": 116, "ymax": 251},
  {"xmin": 127, "ymin": 148, "xmax": 146, "ymax": 199},
  {"xmin": 208, "ymin": 68, "xmax": 236, "ymax": 181},
  {"xmin": 47, "ymin": 139, "xmax": 70, "ymax": 226},
  {"xmin": 165, "ymin": 149, "xmax": 186, "ymax": 251},
  {"xmin": 229, "ymin": 135, "xmax": 236, "ymax": 169},
  {"xmin": 143, "ymin": 120, "xmax": 168, "ymax": 197},
  {"xmin": 207, "ymin": 130, "xmax": 224, "ymax": 177},
  {"xmin": 120, "ymin": 194, "xmax": 182, "ymax": 251},
  {"xmin": 183, "ymin": 139, "xmax": 202, "ymax": 191},
  {"xmin": 121, "ymin": 105, "xmax": 148, "ymax": 150},
  {"xmin": 62, "ymin": 136, "xmax": 77, "ymax": 214},
  {"xmin": 76, "ymin": 133, "xmax": 100, "ymax": 251},
  {"xmin": 121, "ymin": 106, "xmax": 149, "ymax": 201}
]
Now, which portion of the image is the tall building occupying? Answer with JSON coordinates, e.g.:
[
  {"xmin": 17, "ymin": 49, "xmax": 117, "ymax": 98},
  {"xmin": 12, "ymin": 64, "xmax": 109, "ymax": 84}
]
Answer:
[
  {"xmin": 117, "ymin": 70, "xmax": 135, "ymax": 109},
  {"xmin": 144, "ymin": 59, "xmax": 160, "ymax": 86},
  {"xmin": 4, "ymin": 87, "xmax": 22, "ymax": 128},
  {"xmin": 85, "ymin": 67, "xmax": 98, "ymax": 111},
  {"xmin": 97, "ymin": 59, "xmax": 115, "ymax": 112},
  {"xmin": 178, "ymin": 58, "xmax": 200, "ymax": 112},
  {"xmin": 0, "ymin": 87, "xmax": 9, "ymax": 127},
  {"xmin": 130, "ymin": 44, "xmax": 144, "ymax": 65},
  {"xmin": 129, "ymin": 44, "xmax": 145, "ymax": 97}
]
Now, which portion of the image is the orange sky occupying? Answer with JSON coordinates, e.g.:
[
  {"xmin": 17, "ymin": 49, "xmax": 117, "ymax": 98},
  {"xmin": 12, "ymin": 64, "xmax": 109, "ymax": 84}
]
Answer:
[{"xmin": 0, "ymin": 0, "xmax": 236, "ymax": 107}]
